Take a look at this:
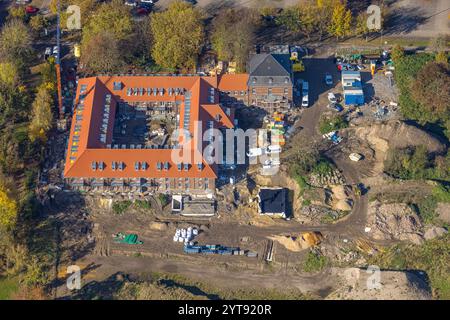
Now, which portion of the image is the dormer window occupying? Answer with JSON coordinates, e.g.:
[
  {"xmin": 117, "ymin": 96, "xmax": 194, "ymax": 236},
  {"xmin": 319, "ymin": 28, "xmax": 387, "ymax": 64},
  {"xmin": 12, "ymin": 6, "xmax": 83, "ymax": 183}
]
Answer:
[
  {"xmin": 284, "ymin": 77, "xmax": 290, "ymax": 84},
  {"xmin": 113, "ymin": 81, "xmax": 122, "ymax": 90},
  {"xmin": 252, "ymin": 77, "xmax": 257, "ymax": 84},
  {"xmin": 268, "ymin": 77, "xmax": 273, "ymax": 84}
]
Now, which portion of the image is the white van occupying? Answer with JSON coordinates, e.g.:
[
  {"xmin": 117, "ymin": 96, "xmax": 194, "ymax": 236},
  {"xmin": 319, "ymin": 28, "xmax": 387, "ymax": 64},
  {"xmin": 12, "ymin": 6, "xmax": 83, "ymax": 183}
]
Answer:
[
  {"xmin": 267, "ymin": 145, "xmax": 281, "ymax": 154},
  {"xmin": 302, "ymin": 81, "xmax": 309, "ymax": 107}
]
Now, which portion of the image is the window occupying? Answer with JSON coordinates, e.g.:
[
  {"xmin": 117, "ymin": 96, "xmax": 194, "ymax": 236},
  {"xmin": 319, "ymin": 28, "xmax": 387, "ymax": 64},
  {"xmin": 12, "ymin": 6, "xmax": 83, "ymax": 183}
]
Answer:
[
  {"xmin": 268, "ymin": 88, "xmax": 272, "ymax": 95},
  {"xmin": 284, "ymin": 88, "xmax": 288, "ymax": 95},
  {"xmin": 113, "ymin": 82, "xmax": 122, "ymax": 90},
  {"xmin": 252, "ymin": 88, "xmax": 256, "ymax": 95}
]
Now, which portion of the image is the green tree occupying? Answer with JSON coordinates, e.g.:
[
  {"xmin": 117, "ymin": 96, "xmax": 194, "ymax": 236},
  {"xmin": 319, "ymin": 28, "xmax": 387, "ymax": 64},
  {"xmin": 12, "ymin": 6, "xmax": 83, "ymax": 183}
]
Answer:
[
  {"xmin": 28, "ymin": 85, "xmax": 53, "ymax": 142},
  {"xmin": 150, "ymin": 1, "xmax": 204, "ymax": 71},
  {"xmin": 82, "ymin": 0, "xmax": 133, "ymax": 45}
]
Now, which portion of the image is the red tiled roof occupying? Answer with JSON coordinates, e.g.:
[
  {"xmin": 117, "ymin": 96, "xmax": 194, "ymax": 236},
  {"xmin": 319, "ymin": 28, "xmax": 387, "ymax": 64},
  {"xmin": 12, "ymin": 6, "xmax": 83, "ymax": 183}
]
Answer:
[{"xmin": 64, "ymin": 74, "xmax": 242, "ymax": 179}]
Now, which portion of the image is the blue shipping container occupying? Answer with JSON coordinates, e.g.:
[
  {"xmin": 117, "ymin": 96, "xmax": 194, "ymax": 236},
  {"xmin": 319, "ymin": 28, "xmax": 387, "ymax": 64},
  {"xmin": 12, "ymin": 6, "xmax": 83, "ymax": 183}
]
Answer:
[{"xmin": 344, "ymin": 94, "xmax": 364, "ymax": 105}]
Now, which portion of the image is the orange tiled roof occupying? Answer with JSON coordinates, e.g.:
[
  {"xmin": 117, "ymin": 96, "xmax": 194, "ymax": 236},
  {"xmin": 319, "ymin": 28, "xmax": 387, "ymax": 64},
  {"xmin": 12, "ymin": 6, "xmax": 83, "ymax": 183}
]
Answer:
[
  {"xmin": 64, "ymin": 74, "xmax": 241, "ymax": 179},
  {"xmin": 217, "ymin": 74, "xmax": 249, "ymax": 91}
]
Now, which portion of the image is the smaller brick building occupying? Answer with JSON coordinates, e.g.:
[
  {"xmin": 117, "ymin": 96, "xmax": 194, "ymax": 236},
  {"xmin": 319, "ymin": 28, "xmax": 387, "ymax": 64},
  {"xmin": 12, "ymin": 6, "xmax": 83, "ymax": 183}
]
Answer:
[{"xmin": 247, "ymin": 53, "xmax": 293, "ymax": 112}]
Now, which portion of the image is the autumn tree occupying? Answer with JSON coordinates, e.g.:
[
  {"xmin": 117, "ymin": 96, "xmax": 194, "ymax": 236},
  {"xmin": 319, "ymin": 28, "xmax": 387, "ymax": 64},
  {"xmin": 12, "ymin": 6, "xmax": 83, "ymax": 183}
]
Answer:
[
  {"xmin": 355, "ymin": 12, "xmax": 370, "ymax": 41},
  {"xmin": 0, "ymin": 186, "xmax": 17, "ymax": 230},
  {"xmin": 8, "ymin": 5, "xmax": 27, "ymax": 21},
  {"xmin": 150, "ymin": 1, "xmax": 204, "ymax": 71},
  {"xmin": 29, "ymin": 85, "xmax": 53, "ymax": 142},
  {"xmin": 0, "ymin": 62, "xmax": 19, "ymax": 89},
  {"xmin": 411, "ymin": 62, "xmax": 450, "ymax": 117},
  {"xmin": 211, "ymin": 9, "xmax": 257, "ymax": 72},
  {"xmin": 314, "ymin": 1, "xmax": 334, "ymax": 41},
  {"xmin": 0, "ymin": 19, "xmax": 32, "ymax": 67},
  {"xmin": 391, "ymin": 44, "xmax": 405, "ymax": 63},
  {"xmin": 29, "ymin": 15, "xmax": 49, "ymax": 33},
  {"xmin": 435, "ymin": 51, "xmax": 449, "ymax": 67},
  {"xmin": 81, "ymin": 32, "xmax": 123, "ymax": 74},
  {"xmin": 328, "ymin": 1, "xmax": 352, "ymax": 39}
]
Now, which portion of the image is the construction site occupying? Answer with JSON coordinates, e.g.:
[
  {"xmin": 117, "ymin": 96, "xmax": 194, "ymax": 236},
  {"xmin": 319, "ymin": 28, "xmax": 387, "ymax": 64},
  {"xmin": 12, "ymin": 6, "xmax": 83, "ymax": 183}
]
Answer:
[{"xmin": 36, "ymin": 41, "xmax": 447, "ymax": 300}]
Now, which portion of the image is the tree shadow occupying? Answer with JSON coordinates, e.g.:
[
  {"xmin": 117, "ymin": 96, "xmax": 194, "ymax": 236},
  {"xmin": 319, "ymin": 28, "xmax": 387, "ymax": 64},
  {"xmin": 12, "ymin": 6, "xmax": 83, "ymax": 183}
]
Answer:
[
  {"xmin": 159, "ymin": 278, "xmax": 221, "ymax": 300},
  {"xmin": 59, "ymin": 272, "xmax": 128, "ymax": 300},
  {"xmin": 384, "ymin": 6, "xmax": 430, "ymax": 35}
]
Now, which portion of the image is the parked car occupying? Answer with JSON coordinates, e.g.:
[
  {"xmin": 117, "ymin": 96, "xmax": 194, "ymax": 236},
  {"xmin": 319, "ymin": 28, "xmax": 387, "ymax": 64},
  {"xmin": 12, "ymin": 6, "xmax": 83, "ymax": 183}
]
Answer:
[
  {"xmin": 349, "ymin": 153, "xmax": 363, "ymax": 162},
  {"xmin": 301, "ymin": 94, "xmax": 309, "ymax": 107},
  {"xmin": 301, "ymin": 81, "xmax": 309, "ymax": 107},
  {"xmin": 328, "ymin": 103, "xmax": 343, "ymax": 112},
  {"xmin": 25, "ymin": 5, "xmax": 39, "ymax": 14},
  {"xmin": 266, "ymin": 145, "xmax": 281, "ymax": 154},
  {"xmin": 325, "ymin": 73, "xmax": 333, "ymax": 85},
  {"xmin": 44, "ymin": 47, "xmax": 51, "ymax": 59},
  {"xmin": 124, "ymin": 0, "xmax": 137, "ymax": 6},
  {"xmin": 136, "ymin": 7, "xmax": 150, "ymax": 15},
  {"xmin": 15, "ymin": 0, "xmax": 31, "ymax": 4},
  {"xmin": 140, "ymin": 0, "xmax": 154, "ymax": 2},
  {"xmin": 327, "ymin": 92, "xmax": 337, "ymax": 103}
]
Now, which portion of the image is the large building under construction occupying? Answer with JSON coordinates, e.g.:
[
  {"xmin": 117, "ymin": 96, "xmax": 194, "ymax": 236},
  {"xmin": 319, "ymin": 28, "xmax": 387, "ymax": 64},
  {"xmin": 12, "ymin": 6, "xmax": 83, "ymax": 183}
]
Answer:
[{"xmin": 63, "ymin": 74, "xmax": 247, "ymax": 195}]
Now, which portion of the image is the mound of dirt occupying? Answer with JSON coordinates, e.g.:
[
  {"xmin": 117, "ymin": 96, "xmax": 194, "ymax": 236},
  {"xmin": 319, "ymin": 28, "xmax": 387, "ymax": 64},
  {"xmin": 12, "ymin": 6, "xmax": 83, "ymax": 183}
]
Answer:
[
  {"xmin": 436, "ymin": 203, "xmax": 450, "ymax": 224},
  {"xmin": 269, "ymin": 232, "xmax": 323, "ymax": 252},
  {"xmin": 366, "ymin": 201, "xmax": 424, "ymax": 244},
  {"xmin": 327, "ymin": 268, "xmax": 432, "ymax": 300}
]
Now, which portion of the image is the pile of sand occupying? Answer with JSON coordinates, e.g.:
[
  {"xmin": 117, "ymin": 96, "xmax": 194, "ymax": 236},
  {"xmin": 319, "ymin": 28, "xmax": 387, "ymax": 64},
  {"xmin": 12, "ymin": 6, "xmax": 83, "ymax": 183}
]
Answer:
[
  {"xmin": 328, "ymin": 185, "xmax": 353, "ymax": 211},
  {"xmin": 269, "ymin": 232, "xmax": 323, "ymax": 252},
  {"xmin": 327, "ymin": 268, "xmax": 432, "ymax": 300},
  {"xmin": 149, "ymin": 222, "xmax": 168, "ymax": 231}
]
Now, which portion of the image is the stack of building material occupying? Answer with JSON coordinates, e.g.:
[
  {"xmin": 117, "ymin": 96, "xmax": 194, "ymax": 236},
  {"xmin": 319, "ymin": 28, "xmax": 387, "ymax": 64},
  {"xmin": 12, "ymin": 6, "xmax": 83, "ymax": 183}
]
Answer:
[{"xmin": 173, "ymin": 227, "xmax": 198, "ymax": 244}]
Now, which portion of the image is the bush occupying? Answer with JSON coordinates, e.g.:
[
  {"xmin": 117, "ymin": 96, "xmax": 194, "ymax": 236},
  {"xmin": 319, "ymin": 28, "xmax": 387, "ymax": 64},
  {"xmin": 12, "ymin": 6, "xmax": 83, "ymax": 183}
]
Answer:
[
  {"xmin": 432, "ymin": 184, "xmax": 450, "ymax": 202},
  {"xmin": 302, "ymin": 250, "xmax": 328, "ymax": 272},
  {"xmin": 158, "ymin": 194, "xmax": 169, "ymax": 207},
  {"xmin": 134, "ymin": 200, "xmax": 151, "ymax": 210},
  {"xmin": 319, "ymin": 114, "xmax": 348, "ymax": 134},
  {"xmin": 112, "ymin": 200, "xmax": 132, "ymax": 215},
  {"xmin": 312, "ymin": 159, "xmax": 334, "ymax": 176},
  {"xmin": 384, "ymin": 146, "xmax": 449, "ymax": 181}
]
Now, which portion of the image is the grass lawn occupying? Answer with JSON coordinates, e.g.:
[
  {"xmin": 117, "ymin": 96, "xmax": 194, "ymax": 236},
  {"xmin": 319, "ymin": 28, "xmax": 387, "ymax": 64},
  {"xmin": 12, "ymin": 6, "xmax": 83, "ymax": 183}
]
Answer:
[{"xmin": 0, "ymin": 277, "xmax": 20, "ymax": 300}]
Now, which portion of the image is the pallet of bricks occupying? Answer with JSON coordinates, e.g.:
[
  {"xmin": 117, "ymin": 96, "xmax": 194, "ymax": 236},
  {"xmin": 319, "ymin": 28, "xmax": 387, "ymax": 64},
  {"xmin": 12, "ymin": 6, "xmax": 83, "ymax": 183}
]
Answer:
[{"xmin": 267, "ymin": 112, "xmax": 286, "ymax": 146}]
